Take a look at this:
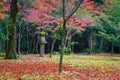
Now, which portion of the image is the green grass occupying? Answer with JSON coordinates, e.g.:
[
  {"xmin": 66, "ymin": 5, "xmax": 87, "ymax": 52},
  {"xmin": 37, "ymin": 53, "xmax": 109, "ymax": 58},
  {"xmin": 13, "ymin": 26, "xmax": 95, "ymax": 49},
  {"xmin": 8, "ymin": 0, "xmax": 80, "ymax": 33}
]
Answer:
[
  {"xmin": 39, "ymin": 54, "xmax": 120, "ymax": 71},
  {"xmin": 39, "ymin": 54, "xmax": 120, "ymax": 63}
]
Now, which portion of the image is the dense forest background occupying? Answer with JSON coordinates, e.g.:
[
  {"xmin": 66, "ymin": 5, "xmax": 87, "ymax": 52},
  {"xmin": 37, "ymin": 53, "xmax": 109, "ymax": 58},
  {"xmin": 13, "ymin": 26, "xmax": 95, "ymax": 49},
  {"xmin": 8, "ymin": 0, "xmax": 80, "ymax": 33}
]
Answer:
[{"xmin": 0, "ymin": 0, "xmax": 120, "ymax": 56}]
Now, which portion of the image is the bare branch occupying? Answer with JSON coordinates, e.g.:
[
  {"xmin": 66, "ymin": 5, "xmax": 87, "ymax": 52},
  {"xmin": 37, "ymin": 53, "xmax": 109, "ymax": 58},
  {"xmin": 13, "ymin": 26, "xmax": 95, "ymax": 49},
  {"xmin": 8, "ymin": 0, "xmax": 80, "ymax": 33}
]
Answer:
[{"xmin": 65, "ymin": 0, "xmax": 84, "ymax": 21}]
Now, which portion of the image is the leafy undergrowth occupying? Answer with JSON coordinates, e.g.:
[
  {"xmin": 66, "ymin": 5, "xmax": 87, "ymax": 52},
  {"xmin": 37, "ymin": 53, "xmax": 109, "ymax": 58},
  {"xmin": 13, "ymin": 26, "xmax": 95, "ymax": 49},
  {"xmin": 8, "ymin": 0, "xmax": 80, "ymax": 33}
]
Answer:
[{"xmin": 0, "ymin": 54, "xmax": 120, "ymax": 80}]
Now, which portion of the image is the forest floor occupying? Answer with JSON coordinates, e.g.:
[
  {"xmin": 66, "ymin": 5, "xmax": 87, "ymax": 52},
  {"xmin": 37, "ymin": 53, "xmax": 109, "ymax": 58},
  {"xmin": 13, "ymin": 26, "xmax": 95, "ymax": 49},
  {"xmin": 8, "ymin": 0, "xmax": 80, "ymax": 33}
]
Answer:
[{"xmin": 0, "ymin": 54, "xmax": 120, "ymax": 80}]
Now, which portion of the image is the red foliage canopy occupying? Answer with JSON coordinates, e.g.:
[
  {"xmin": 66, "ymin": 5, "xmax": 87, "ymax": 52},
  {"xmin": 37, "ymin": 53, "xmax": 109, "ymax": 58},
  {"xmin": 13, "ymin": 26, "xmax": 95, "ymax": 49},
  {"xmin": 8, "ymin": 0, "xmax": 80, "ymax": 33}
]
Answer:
[
  {"xmin": 23, "ymin": 0, "xmax": 96, "ymax": 29},
  {"xmin": 23, "ymin": 0, "xmax": 58, "ymax": 27},
  {"xmin": 23, "ymin": 0, "xmax": 110, "ymax": 31}
]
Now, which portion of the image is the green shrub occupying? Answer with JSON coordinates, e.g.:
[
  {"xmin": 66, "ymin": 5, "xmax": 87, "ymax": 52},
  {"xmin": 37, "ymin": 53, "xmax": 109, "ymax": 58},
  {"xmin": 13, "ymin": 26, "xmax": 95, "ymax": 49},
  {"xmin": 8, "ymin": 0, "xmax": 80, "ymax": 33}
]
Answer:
[
  {"xmin": 0, "ymin": 53, "xmax": 5, "ymax": 57},
  {"xmin": 83, "ymin": 48, "xmax": 103, "ymax": 55},
  {"xmin": 64, "ymin": 47, "xmax": 72, "ymax": 53},
  {"xmin": 52, "ymin": 51, "xmax": 60, "ymax": 55}
]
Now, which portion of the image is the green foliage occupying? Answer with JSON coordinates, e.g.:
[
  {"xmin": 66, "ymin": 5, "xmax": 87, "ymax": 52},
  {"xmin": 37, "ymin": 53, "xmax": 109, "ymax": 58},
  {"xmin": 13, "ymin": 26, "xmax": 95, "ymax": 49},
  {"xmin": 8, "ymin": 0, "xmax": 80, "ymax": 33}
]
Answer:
[
  {"xmin": 97, "ymin": 31, "xmax": 120, "ymax": 42},
  {"xmin": 52, "ymin": 51, "xmax": 60, "ymax": 55},
  {"xmin": 70, "ymin": 41, "xmax": 79, "ymax": 46},
  {"xmin": 0, "ymin": 17, "xmax": 10, "ymax": 52},
  {"xmin": 64, "ymin": 47, "xmax": 72, "ymax": 54},
  {"xmin": 0, "ymin": 28, "xmax": 6, "ymax": 40},
  {"xmin": 103, "ymin": 0, "xmax": 120, "ymax": 30},
  {"xmin": 0, "ymin": 17, "xmax": 8, "ymax": 40},
  {"xmin": 51, "ymin": 25, "xmax": 62, "ymax": 39},
  {"xmin": 39, "ymin": 31, "xmax": 47, "ymax": 36},
  {"xmin": 0, "ymin": 53, "xmax": 5, "ymax": 57}
]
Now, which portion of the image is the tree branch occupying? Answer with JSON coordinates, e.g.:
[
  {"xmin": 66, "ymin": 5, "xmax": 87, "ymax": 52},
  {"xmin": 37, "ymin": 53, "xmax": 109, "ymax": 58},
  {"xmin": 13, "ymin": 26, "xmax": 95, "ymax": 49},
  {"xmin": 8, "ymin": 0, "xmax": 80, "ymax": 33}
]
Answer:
[
  {"xmin": 63, "ymin": 0, "xmax": 65, "ymax": 20},
  {"xmin": 65, "ymin": 0, "xmax": 84, "ymax": 21}
]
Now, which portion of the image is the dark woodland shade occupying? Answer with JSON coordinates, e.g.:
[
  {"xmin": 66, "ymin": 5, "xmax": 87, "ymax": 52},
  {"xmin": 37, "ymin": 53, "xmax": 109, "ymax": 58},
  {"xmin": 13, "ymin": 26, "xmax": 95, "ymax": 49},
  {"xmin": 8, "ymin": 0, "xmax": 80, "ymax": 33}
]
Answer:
[{"xmin": 90, "ymin": 0, "xmax": 104, "ymax": 4}]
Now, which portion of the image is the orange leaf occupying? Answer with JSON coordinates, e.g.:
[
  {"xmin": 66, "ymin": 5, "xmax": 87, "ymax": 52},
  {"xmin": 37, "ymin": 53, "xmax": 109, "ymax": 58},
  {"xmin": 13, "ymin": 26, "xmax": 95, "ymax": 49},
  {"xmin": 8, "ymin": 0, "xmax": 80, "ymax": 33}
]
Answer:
[{"xmin": 59, "ymin": 17, "xmax": 64, "ymax": 23}]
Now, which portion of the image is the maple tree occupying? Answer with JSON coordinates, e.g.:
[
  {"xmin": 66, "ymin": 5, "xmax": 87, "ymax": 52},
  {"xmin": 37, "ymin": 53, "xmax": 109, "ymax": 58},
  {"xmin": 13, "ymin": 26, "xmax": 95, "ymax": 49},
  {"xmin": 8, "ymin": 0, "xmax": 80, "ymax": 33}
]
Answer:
[
  {"xmin": 58, "ymin": 0, "xmax": 85, "ymax": 73},
  {"xmin": 23, "ymin": 0, "xmax": 58, "ymax": 27},
  {"xmin": 58, "ymin": 0, "xmax": 109, "ymax": 73}
]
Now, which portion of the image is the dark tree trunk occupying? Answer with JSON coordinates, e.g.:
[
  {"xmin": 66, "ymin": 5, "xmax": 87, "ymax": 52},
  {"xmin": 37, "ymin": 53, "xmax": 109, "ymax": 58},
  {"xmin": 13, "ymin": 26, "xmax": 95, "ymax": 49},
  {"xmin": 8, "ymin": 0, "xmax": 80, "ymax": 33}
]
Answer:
[
  {"xmin": 59, "ymin": 0, "xmax": 66, "ymax": 74},
  {"xmin": 27, "ymin": 27, "xmax": 29, "ymax": 54},
  {"xmin": 50, "ymin": 38, "xmax": 56, "ymax": 57},
  {"xmin": 59, "ymin": 21, "xmax": 66, "ymax": 73},
  {"xmin": 17, "ymin": 24, "xmax": 21, "ymax": 56},
  {"xmin": 5, "ymin": 0, "xmax": 18, "ymax": 59},
  {"xmin": 111, "ymin": 42, "xmax": 114, "ymax": 56},
  {"xmin": 0, "ymin": 39, "xmax": 1, "ymax": 52},
  {"xmin": 88, "ymin": 30, "xmax": 96, "ymax": 54},
  {"xmin": 99, "ymin": 38, "xmax": 103, "ymax": 51}
]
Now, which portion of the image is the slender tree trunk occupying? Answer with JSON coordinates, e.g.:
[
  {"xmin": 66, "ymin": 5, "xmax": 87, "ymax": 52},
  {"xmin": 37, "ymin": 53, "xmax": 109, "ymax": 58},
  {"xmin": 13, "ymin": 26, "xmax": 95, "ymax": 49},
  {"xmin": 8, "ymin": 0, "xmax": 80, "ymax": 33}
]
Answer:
[
  {"xmin": 59, "ymin": 0, "xmax": 83, "ymax": 74},
  {"xmin": 89, "ymin": 30, "xmax": 93, "ymax": 54},
  {"xmin": 89, "ymin": 35, "xmax": 93, "ymax": 54},
  {"xmin": 18, "ymin": 34, "xmax": 21, "ymax": 56},
  {"xmin": 32, "ymin": 34, "xmax": 36, "ymax": 53},
  {"xmin": 99, "ymin": 38, "xmax": 103, "ymax": 51},
  {"xmin": 0, "ymin": 39, "xmax": 1, "ymax": 52},
  {"xmin": 50, "ymin": 38, "xmax": 56, "ymax": 57},
  {"xmin": 64, "ymin": 30, "xmax": 69, "ymax": 48},
  {"xmin": 59, "ymin": 25, "xmax": 66, "ymax": 74},
  {"xmin": 27, "ymin": 28, "xmax": 29, "ymax": 54},
  {"xmin": 88, "ymin": 30, "xmax": 96, "ymax": 54},
  {"xmin": 5, "ymin": 25, "xmax": 9, "ymax": 54},
  {"xmin": 67, "ymin": 39, "xmax": 71, "ymax": 49},
  {"xmin": 59, "ymin": 0, "xmax": 66, "ymax": 74},
  {"xmin": 111, "ymin": 42, "xmax": 114, "ymax": 56},
  {"xmin": 30, "ymin": 35, "xmax": 34, "ymax": 53},
  {"xmin": 36, "ymin": 35, "xmax": 39, "ymax": 54},
  {"xmin": 5, "ymin": 0, "xmax": 18, "ymax": 59}
]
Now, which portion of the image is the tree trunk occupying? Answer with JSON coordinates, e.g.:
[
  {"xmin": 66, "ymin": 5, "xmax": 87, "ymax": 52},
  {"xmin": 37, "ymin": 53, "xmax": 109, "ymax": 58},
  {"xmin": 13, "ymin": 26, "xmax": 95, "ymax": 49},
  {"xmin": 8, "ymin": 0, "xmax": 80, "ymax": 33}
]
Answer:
[
  {"xmin": 99, "ymin": 38, "xmax": 103, "ymax": 51},
  {"xmin": 32, "ymin": 34, "xmax": 36, "ymax": 53},
  {"xmin": 36, "ymin": 35, "xmax": 39, "ymax": 54},
  {"xmin": 50, "ymin": 38, "xmax": 56, "ymax": 57},
  {"xmin": 88, "ymin": 30, "xmax": 96, "ymax": 54},
  {"xmin": 0, "ymin": 39, "xmax": 1, "ymax": 52},
  {"xmin": 59, "ymin": 0, "xmax": 83, "ymax": 74},
  {"xmin": 5, "ymin": 26, "xmax": 9, "ymax": 54},
  {"xmin": 111, "ymin": 42, "xmax": 114, "ymax": 56},
  {"xmin": 67, "ymin": 38, "xmax": 71, "ymax": 49},
  {"xmin": 90, "ymin": 35, "xmax": 93, "ymax": 54},
  {"xmin": 88, "ymin": 30, "xmax": 93, "ymax": 54},
  {"xmin": 18, "ymin": 34, "xmax": 21, "ymax": 56},
  {"xmin": 59, "ymin": 0, "xmax": 66, "ymax": 74},
  {"xmin": 59, "ymin": 29, "xmax": 66, "ymax": 74},
  {"xmin": 5, "ymin": 0, "xmax": 18, "ymax": 59},
  {"xmin": 27, "ymin": 28, "xmax": 29, "ymax": 54}
]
